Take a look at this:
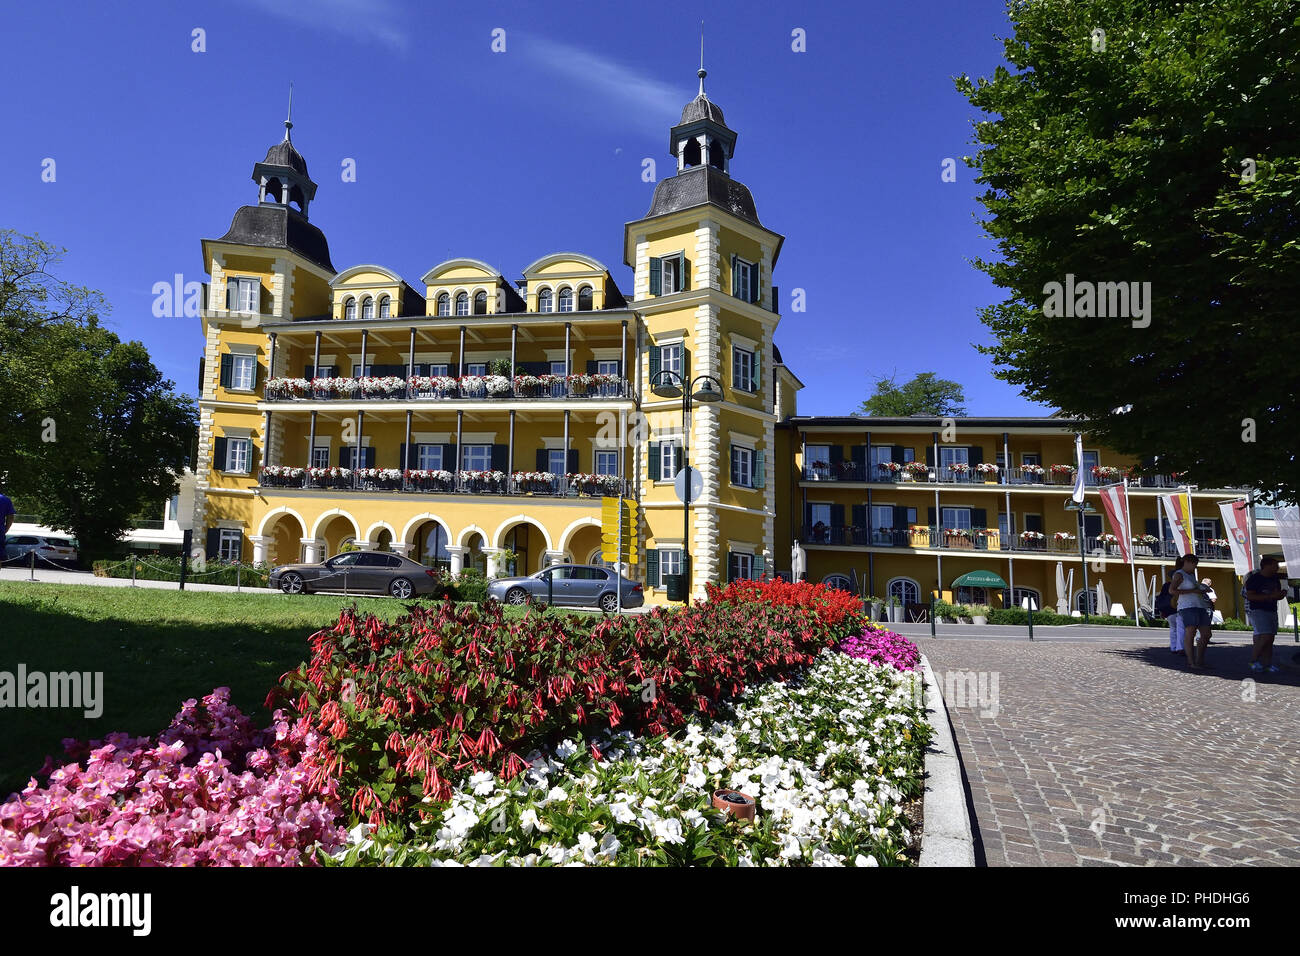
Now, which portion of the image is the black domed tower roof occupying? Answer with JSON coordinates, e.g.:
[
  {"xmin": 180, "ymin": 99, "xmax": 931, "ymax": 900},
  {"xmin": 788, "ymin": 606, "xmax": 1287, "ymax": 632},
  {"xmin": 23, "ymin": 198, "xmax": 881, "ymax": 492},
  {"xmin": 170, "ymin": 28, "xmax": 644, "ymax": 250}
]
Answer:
[{"xmin": 260, "ymin": 138, "xmax": 309, "ymax": 178}]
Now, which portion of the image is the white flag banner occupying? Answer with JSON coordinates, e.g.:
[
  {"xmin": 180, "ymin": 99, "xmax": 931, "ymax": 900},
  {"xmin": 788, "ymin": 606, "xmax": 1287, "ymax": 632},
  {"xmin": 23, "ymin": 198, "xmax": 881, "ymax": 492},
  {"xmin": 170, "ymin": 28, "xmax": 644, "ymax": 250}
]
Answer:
[
  {"xmin": 1216, "ymin": 499, "xmax": 1253, "ymax": 575},
  {"xmin": 1072, "ymin": 433, "xmax": 1086, "ymax": 504},
  {"xmin": 1274, "ymin": 505, "xmax": 1300, "ymax": 577}
]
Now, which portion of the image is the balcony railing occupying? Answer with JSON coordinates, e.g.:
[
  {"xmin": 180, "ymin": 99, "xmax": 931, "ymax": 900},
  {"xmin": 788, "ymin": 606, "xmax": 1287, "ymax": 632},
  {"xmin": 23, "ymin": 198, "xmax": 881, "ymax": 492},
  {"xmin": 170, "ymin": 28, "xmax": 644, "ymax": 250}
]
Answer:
[
  {"xmin": 263, "ymin": 375, "xmax": 636, "ymax": 404},
  {"xmin": 258, "ymin": 467, "xmax": 634, "ymax": 500},
  {"xmin": 799, "ymin": 525, "xmax": 1234, "ymax": 561},
  {"xmin": 804, "ymin": 463, "xmax": 1196, "ymax": 489}
]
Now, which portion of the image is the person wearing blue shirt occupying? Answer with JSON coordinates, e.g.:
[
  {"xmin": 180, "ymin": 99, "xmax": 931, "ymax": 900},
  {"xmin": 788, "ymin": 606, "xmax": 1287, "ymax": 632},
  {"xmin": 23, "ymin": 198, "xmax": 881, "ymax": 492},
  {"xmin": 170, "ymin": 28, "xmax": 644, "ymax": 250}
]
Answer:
[{"xmin": 0, "ymin": 490, "xmax": 14, "ymax": 535}]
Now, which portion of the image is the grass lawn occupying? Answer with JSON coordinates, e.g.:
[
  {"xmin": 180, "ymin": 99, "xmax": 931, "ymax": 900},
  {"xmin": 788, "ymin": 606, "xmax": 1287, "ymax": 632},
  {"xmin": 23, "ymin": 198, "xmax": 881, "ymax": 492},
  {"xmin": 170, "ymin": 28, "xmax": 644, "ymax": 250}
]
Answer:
[{"xmin": 0, "ymin": 582, "xmax": 575, "ymax": 796}]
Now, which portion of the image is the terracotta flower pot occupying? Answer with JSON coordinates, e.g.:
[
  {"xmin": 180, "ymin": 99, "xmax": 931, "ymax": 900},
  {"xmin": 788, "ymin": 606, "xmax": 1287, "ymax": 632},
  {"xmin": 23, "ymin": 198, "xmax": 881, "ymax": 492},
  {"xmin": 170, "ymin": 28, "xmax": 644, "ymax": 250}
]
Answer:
[{"xmin": 711, "ymin": 789, "xmax": 756, "ymax": 822}]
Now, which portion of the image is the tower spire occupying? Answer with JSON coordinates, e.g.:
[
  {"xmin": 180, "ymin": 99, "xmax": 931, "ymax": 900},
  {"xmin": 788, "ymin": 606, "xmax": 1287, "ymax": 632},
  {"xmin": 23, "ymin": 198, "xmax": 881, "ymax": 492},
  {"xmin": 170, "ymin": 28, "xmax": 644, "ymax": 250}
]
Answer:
[
  {"xmin": 698, "ymin": 22, "xmax": 706, "ymax": 96},
  {"xmin": 284, "ymin": 82, "xmax": 294, "ymax": 142}
]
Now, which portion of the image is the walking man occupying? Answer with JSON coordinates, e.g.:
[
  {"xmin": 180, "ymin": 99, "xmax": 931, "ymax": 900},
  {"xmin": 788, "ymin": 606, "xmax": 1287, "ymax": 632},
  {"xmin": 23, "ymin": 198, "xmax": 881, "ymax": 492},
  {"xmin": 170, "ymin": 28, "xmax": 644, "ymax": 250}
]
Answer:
[{"xmin": 1244, "ymin": 556, "xmax": 1286, "ymax": 674}]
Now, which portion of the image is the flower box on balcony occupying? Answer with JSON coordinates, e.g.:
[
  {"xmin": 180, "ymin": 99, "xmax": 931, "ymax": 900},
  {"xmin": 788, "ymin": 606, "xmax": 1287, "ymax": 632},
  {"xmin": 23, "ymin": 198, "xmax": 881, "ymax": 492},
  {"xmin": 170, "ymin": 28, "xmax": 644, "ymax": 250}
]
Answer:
[
  {"xmin": 565, "ymin": 472, "xmax": 623, "ymax": 497},
  {"xmin": 902, "ymin": 462, "xmax": 930, "ymax": 481},
  {"xmin": 306, "ymin": 467, "xmax": 352, "ymax": 490},
  {"xmin": 259, "ymin": 465, "xmax": 304, "ymax": 487},
  {"xmin": 511, "ymin": 471, "xmax": 557, "ymax": 495},
  {"xmin": 409, "ymin": 376, "xmax": 458, "ymax": 399},
  {"xmin": 459, "ymin": 470, "xmax": 506, "ymax": 494},
  {"xmin": 404, "ymin": 469, "xmax": 454, "ymax": 492},
  {"xmin": 355, "ymin": 467, "xmax": 404, "ymax": 490}
]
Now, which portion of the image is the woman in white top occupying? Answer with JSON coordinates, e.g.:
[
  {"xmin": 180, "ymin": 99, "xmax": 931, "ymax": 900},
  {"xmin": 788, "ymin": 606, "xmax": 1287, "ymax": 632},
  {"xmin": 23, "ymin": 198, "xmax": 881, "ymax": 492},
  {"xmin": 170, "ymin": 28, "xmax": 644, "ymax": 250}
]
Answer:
[{"xmin": 1171, "ymin": 553, "xmax": 1212, "ymax": 668}]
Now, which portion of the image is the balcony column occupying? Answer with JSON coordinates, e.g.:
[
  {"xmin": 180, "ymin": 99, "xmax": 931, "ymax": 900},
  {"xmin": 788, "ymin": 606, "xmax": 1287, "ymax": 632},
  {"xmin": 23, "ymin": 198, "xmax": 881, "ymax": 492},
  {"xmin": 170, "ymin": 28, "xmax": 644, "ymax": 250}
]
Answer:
[
  {"xmin": 445, "ymin": 545, "xmax": 465, "ymax": 577},
  {"xmin": 458, "ymin": 326, "xmax": 466, "ymax": 377},
  {"xmin": 563, "ymin": 409, "xmax": 570, "ymax": 484},
  {"xmin": 268, "ymin": 332, "xmax": 277, "ymax": 380},
  {"xmin": 620, "ymin": 320, "xmax": 627, "ymax": 394},
  {"xmin": 354, "ymin": 410, "xmax": 364, "ymax": 481},
  {"xmin": 408, "ymin": 327, "xmax": 417, "ymax": 379},
  {"xmin": 508, "ymin": 409, "xmax": 515, "ymax": 480},
  {"xmin": 403, "ymin": 409, "xmax": 412, "ymax": 482},
  {"xmin": 1002, "ymin": 431, "xmax": 1010, "ymax": 486},
  {"xmin": 564, "ymin": 322, "xmax": 571, "ymax": 394},
  {"xmin": 312, "ymin": 331, "xmax": 321, "ymax": 379},
  {"xmin": 263, "ymin": 411, "xmax": 273, "ymax": 468},
  {"xmin": 932, "ymin": 430, "xmax": 940, "ymax": 481},
  {"xmin": 617, "ymin": 407, "xmax": 626, "ymax": 495},
  {"xmin": 1003, "ymin": 431, "xmax": 1013, "ymax": 551},
  {"xmin": 865, "ymin": 428, "xmax": 872, "ymax": 533},
  {"xmin": 359, "ymin": 329, "xmax": 368, "ymax": 377},
  {"xmin": 455, "ymin": 409, "xmax": 463, "ymax": 482},
  {"xmin": 543, "ymin": 549, "xmax": 566, "ymax": 567},
  {"xmin": 483, "ymin": 547, "xmax": 503, "ymax": 579},
  {"xmin": 249, "ymin": 535, "xmax": 269, "ymax": 565},
  {"xmin": 307, "ymin": 410, "xmax": 317, "ymax": 479},
  {"xmin": 799, "ymin": 429, "xmax": 807, "ymax": 537},
  {"xmin": 510, "ymin": 324, "xmax": 517, "ymax": 380},
  {"xmin": 935, "ymin": 486, "xmax": 943, "ymax": 600}
]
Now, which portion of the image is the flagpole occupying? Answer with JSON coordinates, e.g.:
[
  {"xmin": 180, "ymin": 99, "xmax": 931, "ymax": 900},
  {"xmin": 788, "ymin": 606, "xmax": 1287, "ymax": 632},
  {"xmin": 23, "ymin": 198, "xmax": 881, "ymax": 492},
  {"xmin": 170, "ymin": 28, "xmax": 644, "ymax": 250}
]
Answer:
[
  {"xmin": 1184, "ymin": 484, "xmax": 1196, "ymax": 556},
  {"xmin": 1123, "ymin": 477, "xmax": 1139, "ymax": 627}
]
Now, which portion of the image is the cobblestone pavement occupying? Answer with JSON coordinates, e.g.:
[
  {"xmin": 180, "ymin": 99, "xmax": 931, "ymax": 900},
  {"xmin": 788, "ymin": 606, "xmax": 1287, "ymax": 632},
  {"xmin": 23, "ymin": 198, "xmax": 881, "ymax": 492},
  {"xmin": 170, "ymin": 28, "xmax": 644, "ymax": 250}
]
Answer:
[{"xmin": 923, "ymin": 635, "xmax": 1300, "ymax": 866}]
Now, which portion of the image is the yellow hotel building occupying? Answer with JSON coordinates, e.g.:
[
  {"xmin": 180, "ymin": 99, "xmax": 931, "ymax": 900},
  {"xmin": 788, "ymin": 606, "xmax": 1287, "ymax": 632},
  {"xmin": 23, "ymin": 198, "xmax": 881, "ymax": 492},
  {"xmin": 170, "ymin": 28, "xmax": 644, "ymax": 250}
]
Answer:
[
  {"xmin": 194, "ymin": 72, "xmax": 1244, "ymax": 611},
  {"xmin": 196, "ymin": 71, "xmax": 785, "ymax": 602}
]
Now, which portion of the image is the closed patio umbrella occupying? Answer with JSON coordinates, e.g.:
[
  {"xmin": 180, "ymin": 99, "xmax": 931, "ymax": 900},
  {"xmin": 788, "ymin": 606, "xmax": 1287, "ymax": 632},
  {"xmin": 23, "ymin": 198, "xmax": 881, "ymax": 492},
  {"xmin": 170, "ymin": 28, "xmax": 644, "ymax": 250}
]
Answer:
[{"xmin": 1055, "ymin": 562, "xmax": 1069, "ymax": 614}]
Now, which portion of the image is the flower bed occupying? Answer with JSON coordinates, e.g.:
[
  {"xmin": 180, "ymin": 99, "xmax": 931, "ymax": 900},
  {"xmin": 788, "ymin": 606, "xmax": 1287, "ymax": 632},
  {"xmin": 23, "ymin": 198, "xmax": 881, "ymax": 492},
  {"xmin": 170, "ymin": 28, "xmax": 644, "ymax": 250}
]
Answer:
[
  {"xmin": 329, "ymin": 642, "xmax": 927, "ymax": 867},
  {"xmin": 272, "ymin": 579, "xmax": 867, "ymax": 827},
  {"xmin": 0, "ymin": 689, "xmax": 344, "ymax": 866}
]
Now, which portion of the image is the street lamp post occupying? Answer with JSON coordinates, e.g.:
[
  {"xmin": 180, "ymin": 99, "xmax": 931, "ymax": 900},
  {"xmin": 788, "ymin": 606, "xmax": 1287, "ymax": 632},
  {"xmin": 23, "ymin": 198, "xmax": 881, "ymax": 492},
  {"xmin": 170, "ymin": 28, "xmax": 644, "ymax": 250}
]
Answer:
[{"xmin": 650, "ymin": 370, "xmax": 722, "ymax": 601}]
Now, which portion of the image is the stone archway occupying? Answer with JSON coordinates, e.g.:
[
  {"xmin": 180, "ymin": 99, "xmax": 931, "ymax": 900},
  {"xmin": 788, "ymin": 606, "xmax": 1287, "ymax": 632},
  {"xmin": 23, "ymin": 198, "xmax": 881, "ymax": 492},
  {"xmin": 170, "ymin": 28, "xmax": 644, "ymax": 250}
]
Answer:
[{"xmin": 263, "ymin": 511, "xmax": 306, "ymax": 565}]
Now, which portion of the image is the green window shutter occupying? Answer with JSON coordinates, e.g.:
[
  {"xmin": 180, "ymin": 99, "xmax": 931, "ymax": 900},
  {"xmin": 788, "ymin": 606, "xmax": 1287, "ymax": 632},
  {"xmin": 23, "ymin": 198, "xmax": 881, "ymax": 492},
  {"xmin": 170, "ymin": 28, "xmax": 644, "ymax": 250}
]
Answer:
[
  {"xmin": 683, "ymin": 346, "xmax": 691, "ymax": 381},
  {"xmin": 649, "ymin": 257, "xmax": 661, "ymax": 295},
  {"xmin": 678, "ymin": 252, "xmax": 689, "ymax": 291},
  {"xmin": 731, "ymin": 254, "xmax": 739, "ymax": 297},
  {"xmin": 205, "ymin": 528, "xmax": 221, "ymax": 559},
  {"xmin": 646, "ymin": 549, "xmax": 660, "ymax": 588},
  {"xmin": 972, "ymin": 508, "xmax": 988, "ymax": 528},
  {"xmin": 754, "ymin": 352, "xmax": 761, "ymax": 391},
  {"xmin": 852, "ymin": 504, "xmax": 866, "ymax": 527},
  {"xmin": 752, "ymin": 554, "xmax": 765, "ymax": 579},
  {"xmin": 213, "ymin": 436, "xmax": 227, "ymax": 472},
  {"xmin": 219, "ymin": 353, "xmax": 233, "ymax": 388},
  {"xmin": 927, "ymin": 506, "xmax": 937, "ymax": 526},
  {"xmin": 749, "ymin": 262, "xmax": 759, "ymax": 303},
  {"xmin": 969, "ymin": 446, "xmax": 984, "ymax": 467},
  {"xmin": 755, "ymin": 450, "xmax": 765, "ymax": 489},
  {"xmin": 365, "ymin": 447, "xmax": 376, "ymax": 469},
  {"xmin": 399, "ymin": 442, "xmax": 407, "ymax": 469},
  {"xmin": 648, "ymin": 442, "xmax": 660, "ymax": 481},
  {"xmin": 648, "ymin": 346, "xmax": 661, "ymax": 382},
  {"xmin": 728, "ymin": 443, "xmax": 736, "ymax": 484}
]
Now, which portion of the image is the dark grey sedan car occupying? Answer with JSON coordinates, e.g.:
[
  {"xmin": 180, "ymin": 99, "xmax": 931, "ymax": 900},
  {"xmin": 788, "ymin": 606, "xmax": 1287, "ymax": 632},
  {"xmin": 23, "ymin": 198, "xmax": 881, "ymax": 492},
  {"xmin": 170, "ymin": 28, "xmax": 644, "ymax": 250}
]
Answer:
[
  {"xmin": 270, "ymin": 551, "xmax": 439, "ymax": 598},
  {"xmin": 486, "ymin": 564, "xmax": 644, "ymax": 611}
]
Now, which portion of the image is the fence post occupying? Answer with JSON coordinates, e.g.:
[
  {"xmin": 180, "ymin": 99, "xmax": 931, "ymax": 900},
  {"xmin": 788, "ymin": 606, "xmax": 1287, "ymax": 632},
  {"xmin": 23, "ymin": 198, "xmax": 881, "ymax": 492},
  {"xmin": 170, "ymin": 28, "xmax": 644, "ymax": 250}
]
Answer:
[
  {"xmin": 131, "ymin": 559, "xmax": 137, "ymax": 588},
  {"xmin": 930, "ymin": 591, "xmax": 936, "ymax": 638},
  {"xmin": 1027, "ymin": 602, "xmax": 1034, "ymax": 641},
  {"xmin": 237, "ymin": 563, "xmax": 241, "ymax": 593},
  {"xmin": 29, "ymin": 550, "xmax": 35, "ymax": 582}
]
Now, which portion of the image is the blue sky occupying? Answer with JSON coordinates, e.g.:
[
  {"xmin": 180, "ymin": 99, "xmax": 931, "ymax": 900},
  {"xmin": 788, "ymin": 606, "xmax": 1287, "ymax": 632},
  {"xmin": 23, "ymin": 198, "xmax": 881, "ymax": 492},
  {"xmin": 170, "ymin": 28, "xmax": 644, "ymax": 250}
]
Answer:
[{"xmin": 1, "ymin": 0, "xmax": 1046, "ymax": 417}]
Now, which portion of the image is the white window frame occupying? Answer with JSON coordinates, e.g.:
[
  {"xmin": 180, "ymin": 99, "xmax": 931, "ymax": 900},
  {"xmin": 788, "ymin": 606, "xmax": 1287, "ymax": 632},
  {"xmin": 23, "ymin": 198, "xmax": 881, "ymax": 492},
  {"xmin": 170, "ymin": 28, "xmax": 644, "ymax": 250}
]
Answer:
[
  {"xmin": 218, "ymin": 528, "xmax": 242, "ymax": 562},
  {"xmin": 436, "ymin": 293, "xmax": 451, "ymax": 317},
  {"xmin": 1012, "ymin": 587, "xmax": 1041, "ymax": 611},
  {"xmin": 455, "ymin": 292, "xmax": 470, "ymax": 316},
  {"xmin": 941, "ymin": 507, "xmax": 972, "ymax": 530},
  {"xmin": 660, "ymin": 343, "xmax": 682, "ymax": 376},
  {"xmin": 810, "ymin": 503, "xmax": 831, "ymax": 529},
  {"xmin": 547, "ymin": 449, "xmax": 567, "ymax": 475},
  {"xmin": 729, "ymin": 551, "xmax": 753, "ymax": 581},
  {"xmin": 343, "ymin": 297, "xmax": 356, "ymax": 321},
  {"xmin": 361, "ymin": 297, "xmax": 374, "ymax": 320},
  {"xmin": 659, "ymin": 441, "xmax": 681, "ymax": 481},
  {"xmin": 557, "ymin": 287, "xmax": 574, "ymax": 313},
  {"xmin": 311, "ymin": 444, "xmax": 330, "ymax": 469},
  {"xmin": 379, "ymin": 296, "xmax": 391, "ymax": 318},
  {"xmin": 655, "ymin": 548, "xmax": 681, "ymax": 582},
  {"xmin": 596, "ymin": 359, "xmax": 619, "ymax": 376},
  {"xmin": 731, "ymin": 444, "xmax": 754, "ymax": 488},
  {"xmin": 595, "ymin": 450, "xmax": 618, "ymax": 476},
  {"xmin": 225, "ymin": 437, "xmax": 250, "ymax": 474},
  {"xmin": 417, "ymin": 444, "xmax": 443, "ymax": 471},
  {"xmin": 887, "ymin": 576, "xmax": 920, "ymax": 606},
  {"xmin": 538, "ymin": 288, "xmax": 553, "ymax": 313},
  {"xmin": 461, "ymin": 444, "xmax": 491, "ymax": 471},
  {"xmin": 939, "ymin": 446, "xmax": 970, "ymax": 469},
  {"xmin": 735, "ymin": 258, "xmax": 753, "ymax": 302},
  {"xmin": 229, "ymin": 353, "xmax": 256, "ymax": 391},
  {"xmin": 230, "ymin": 277, "xmax": 259, "ymax": 313},
  {"xmin": 466, "ymin": 362, "xmax": 487, "ymax": 376},
  {"xmin": 662, "ymin": 258, "xmax": 679, "ymax": 294},
  {"xmin": 733, "ymin": 346, "xmax": 755, "ymax": 392}
]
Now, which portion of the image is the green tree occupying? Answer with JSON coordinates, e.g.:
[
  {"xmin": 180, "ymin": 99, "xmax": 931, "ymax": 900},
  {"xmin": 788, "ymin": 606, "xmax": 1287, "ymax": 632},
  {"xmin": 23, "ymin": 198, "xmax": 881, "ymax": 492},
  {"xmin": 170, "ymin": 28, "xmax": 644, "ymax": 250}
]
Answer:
[
  {"xmin": 0, "ymin": 230, "xmax": 197, "ymax": 558},
  {"xmin": 957, "ymin": 0, "xmax": 1300, "ymax": 502},
  {"xmin": 858, "ymin": 372, "xmax": 967, "ymax": 417}
]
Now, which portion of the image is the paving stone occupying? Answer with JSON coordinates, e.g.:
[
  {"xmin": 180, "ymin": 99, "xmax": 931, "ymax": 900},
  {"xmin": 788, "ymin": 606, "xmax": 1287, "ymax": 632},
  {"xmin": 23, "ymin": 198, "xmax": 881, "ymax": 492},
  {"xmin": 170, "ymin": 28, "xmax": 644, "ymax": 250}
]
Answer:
[{"xmin": 924, "ymin": 638, "xmax": 1300, "ymax": 866}]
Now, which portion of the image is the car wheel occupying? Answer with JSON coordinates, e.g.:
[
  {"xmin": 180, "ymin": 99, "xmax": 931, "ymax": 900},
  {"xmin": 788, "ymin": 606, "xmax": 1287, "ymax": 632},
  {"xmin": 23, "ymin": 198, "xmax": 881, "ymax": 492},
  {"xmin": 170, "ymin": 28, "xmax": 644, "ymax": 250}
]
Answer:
[
  {"xmin": 389, "ymin": 577, "xmax": 414, "ymax": 599},
  {"xmin": 598, "ymin": 592, "xmax": 619, "ymax": 613},
  {"xmin": 280, "ymin": 572, "xmax": 304, "ymax": 595},
  {"xmin": 505, "ymin": 587, "xmax": 529, "ymax": 606}
]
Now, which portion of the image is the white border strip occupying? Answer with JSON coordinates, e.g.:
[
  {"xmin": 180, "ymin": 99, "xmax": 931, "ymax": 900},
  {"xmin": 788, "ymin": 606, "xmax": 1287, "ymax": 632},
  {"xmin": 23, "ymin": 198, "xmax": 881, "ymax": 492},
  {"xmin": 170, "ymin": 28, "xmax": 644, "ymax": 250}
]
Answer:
[{"xmin": 918, "ymin": 653, "xmax": 976, "ymax": 866}]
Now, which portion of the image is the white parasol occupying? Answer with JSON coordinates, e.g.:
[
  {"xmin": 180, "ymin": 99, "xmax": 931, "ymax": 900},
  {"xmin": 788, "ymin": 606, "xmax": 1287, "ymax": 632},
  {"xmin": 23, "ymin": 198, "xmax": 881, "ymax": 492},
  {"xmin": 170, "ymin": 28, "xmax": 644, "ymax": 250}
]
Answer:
[
  {"xmin": 1095, "ymin": 579, "xmax": 1109, "ymax": 616},
  {"xmin": 1055, "ymin": 562, "xmax": 1069, "ymax": 614}
]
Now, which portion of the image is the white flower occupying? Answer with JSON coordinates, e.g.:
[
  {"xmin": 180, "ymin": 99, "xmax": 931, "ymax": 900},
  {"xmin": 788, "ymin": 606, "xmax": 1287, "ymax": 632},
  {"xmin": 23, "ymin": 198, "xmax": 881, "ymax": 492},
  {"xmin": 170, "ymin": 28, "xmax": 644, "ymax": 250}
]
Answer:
[
  {"xmin": 574, "ymin": 831, "xmax": 598, "ymax": 864},
  {"xmin": 598, "ymin": 832, "xmax": 621, "ymax": 861},
  {"xmin": 651, "ymin": 816, "xmax": 685, "ymax": 845},
  {"xmin": 684, "ymin": 763, "xmax": 707, "ymax": 789},
  {"xmin": 469, "ymin": 771, "xmax": 495, "ymax": 796},
  {"xmin": 555, "ymin": 739, "xmax": 579, "ymax": 760},
  {"xmin": 855, "ymin": 854, "xmax": 880, "ymax": 867},
  {"xmin": 609, "ymin": 801, "xmax": 636, "ymax": 825}
]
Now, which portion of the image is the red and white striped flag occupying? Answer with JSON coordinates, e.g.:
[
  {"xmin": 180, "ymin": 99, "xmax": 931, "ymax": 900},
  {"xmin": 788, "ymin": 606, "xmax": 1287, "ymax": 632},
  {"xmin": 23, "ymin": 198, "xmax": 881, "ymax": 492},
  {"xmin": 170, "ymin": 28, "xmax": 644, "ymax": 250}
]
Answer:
[
  {"xmin": 1216, "ymin": 498, "xmax": 1253, "ymax": 575},
  {"xmin": 1098, "ymin": 482, "xmax": 1133, "ymax": 563}
]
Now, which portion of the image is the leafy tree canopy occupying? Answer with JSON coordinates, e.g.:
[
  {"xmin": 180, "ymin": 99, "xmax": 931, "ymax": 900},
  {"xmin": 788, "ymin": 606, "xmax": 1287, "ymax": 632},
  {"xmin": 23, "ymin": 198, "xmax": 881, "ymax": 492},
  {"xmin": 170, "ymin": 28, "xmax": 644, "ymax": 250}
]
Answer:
[
  {"xmin": 0, "ymin": 230, "xmax": 197, "ymax": 557},
  {"xmin": 957, "ymin": 0, "xmax": 1299, "ymax": 502},
  {"xmin": 858, "ymin": 372, "xmax": 968, "ymax": 417}
]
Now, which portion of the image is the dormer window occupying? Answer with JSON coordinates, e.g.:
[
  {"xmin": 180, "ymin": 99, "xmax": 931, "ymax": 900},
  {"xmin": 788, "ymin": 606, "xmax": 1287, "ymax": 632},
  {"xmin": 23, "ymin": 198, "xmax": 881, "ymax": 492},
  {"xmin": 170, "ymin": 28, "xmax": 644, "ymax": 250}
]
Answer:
[
  {"xmin": 538, "ymin": 288, "xmax": 553, "ymax": 313},
  {"xmin": 455, "ymin": 292, "xmax": 470, "ymax": 316},
  {"xmin": 343, "ymin": 297, "xmax": 357, "ymax": 321},
  {"xmin": 578, "ymin": 286, "xmax": 594, "ymax": 311},
  {"xmin": 558, "ymin": 287, "xmax": 574, "ymax": 313},
  {"xmin": 474, "ymin": 290, "xmax": 488, "ymax": 315},
  {"xmin": 379, "ymin": 295, "xmax": 391, "ymax": 318},
  {"xmin": 361, "ymin": 296, "xmax": 374, "ymax": 320},
  {"xmin": 436, "ymin": 293, "xmax": 451, "ymax": 316}
]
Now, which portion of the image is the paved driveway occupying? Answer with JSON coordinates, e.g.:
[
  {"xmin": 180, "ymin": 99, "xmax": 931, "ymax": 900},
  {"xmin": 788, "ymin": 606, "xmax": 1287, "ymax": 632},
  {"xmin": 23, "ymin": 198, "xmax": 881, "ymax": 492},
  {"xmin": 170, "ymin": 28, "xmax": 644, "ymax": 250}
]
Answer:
[{"xmin": 923, "ymin": 634, "xmax": 1300, "ymax": 866}]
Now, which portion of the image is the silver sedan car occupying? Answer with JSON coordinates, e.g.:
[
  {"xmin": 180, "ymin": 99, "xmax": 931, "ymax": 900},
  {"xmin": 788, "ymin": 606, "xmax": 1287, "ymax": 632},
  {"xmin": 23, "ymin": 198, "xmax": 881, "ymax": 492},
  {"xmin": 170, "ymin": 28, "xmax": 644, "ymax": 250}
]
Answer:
[
  {"xmin": 270, "ymin": 551, "xmax": 440, "ymax": 598},
  {"xmin": 487, "ymin": 564, "xmax": 644, "ymax": 611}
]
